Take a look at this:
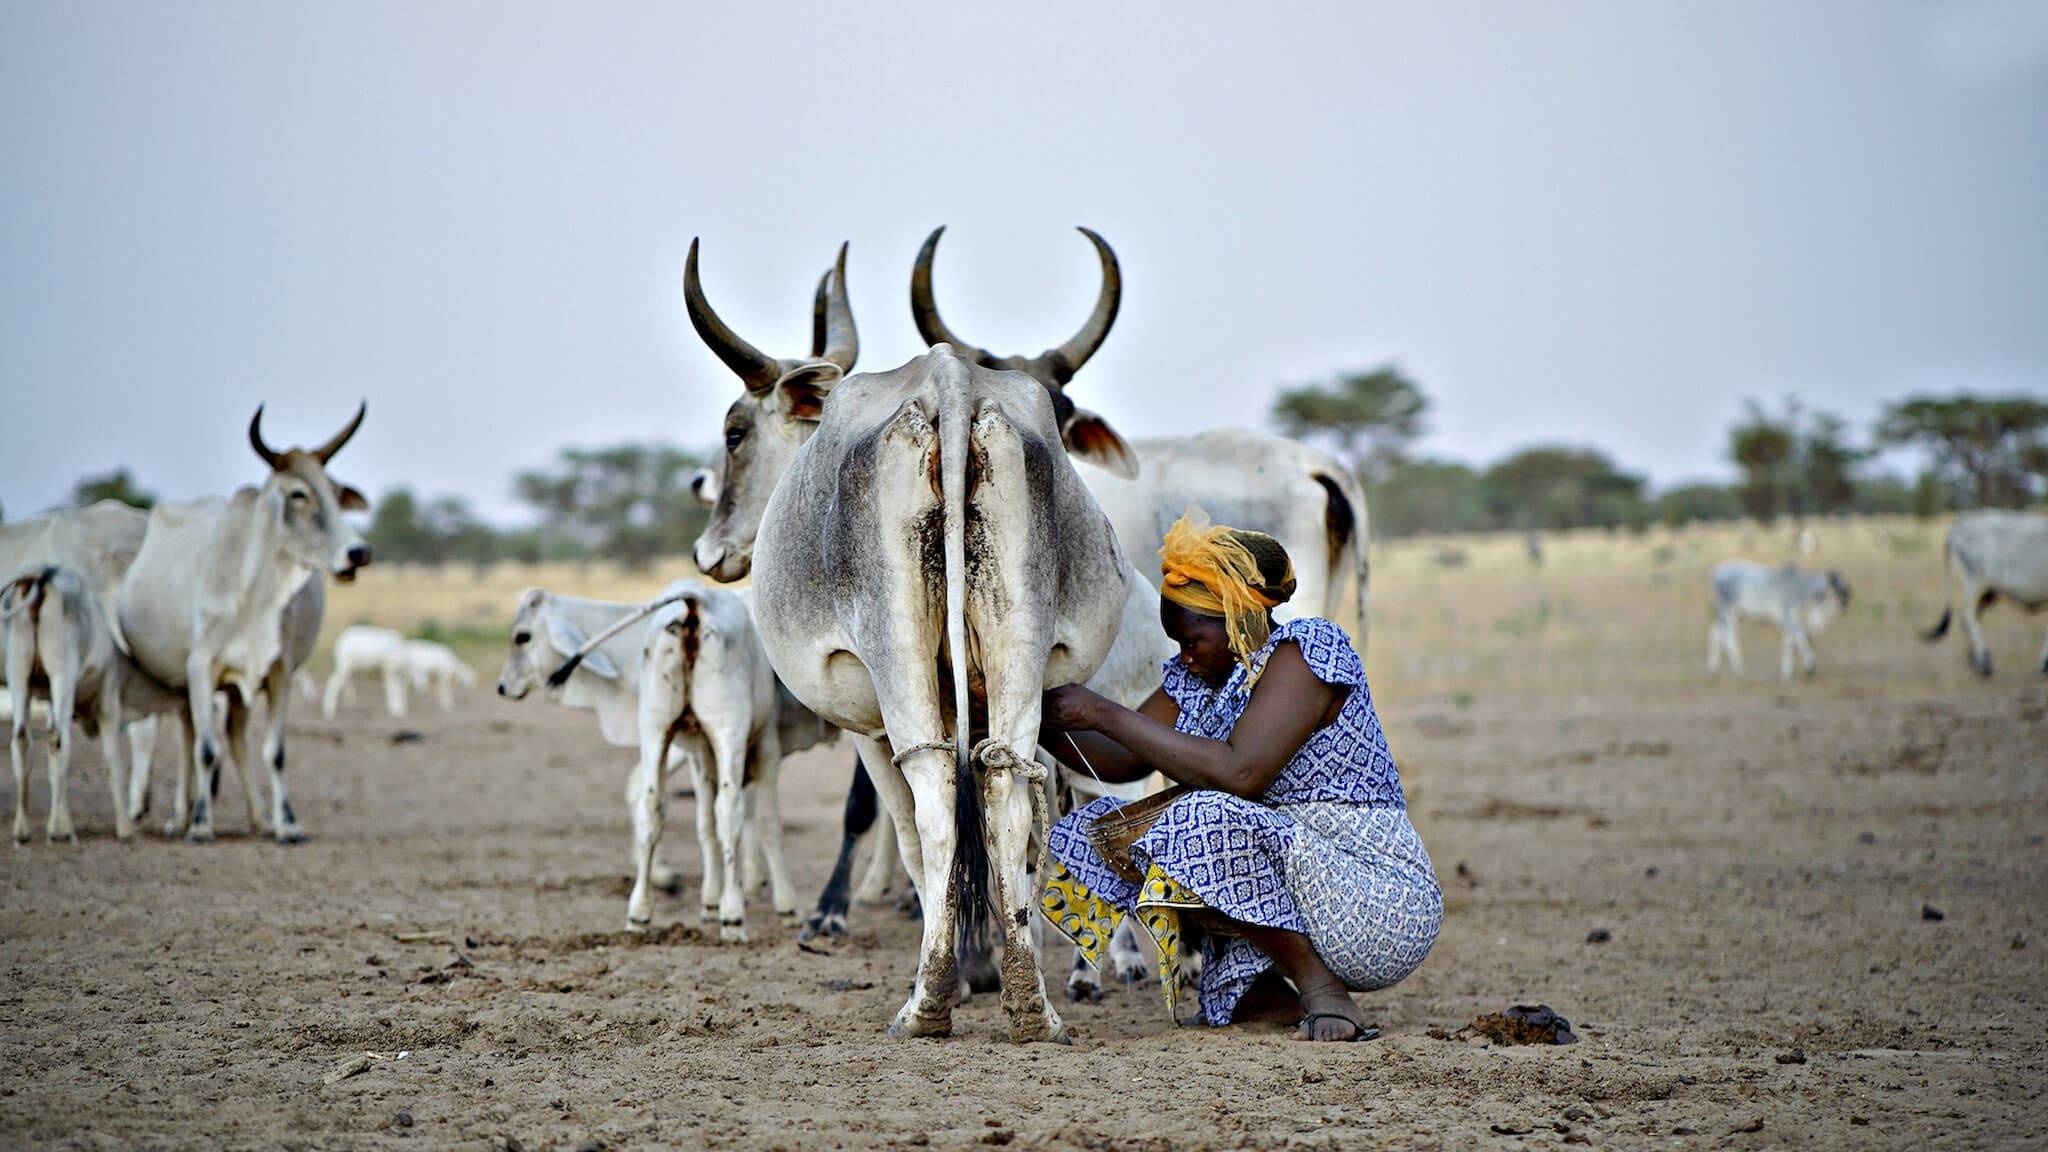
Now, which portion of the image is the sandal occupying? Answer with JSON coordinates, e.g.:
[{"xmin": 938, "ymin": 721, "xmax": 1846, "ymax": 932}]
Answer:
[{"xmin": 1296, "ymin": 1013, "xmax": 1379, "ymax": 1042}]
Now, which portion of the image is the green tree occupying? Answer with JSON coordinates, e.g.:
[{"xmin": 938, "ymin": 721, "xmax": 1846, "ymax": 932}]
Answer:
[
  {"xmin": 70, "ymin": 468, "xmax": 154, "ymax": 510},
  {"xmin": 1270, "ymin": 366, "xmax": 1428, "ymax": 482},
  {"xmin": 513, "ymin": 443, "xmax": 708, "ymax": 568},
  {"xmin": 1728, "ymin": 401, "xmax": 1797, "ymax": 523},
  {"xmin": 1482, "ymin": 446, "xmax": 1647, "ymax": 532},
  {"xmin": 1796, "ymin": 411, "xmax": 1868, "ymax": 515},
  {"xmin": 1654, "ymin": 483, "xmax": 1743, "ymax": 527},
  {"xmin": 1876, "ymin": 394, "xmax": 2048, "ymax": 509},
  {"xmin": 1369, "ymin": 458, "xmax": 1491, "ymax": 537},
  {"xmin": 365, "ymin": 487, "xmax": 430, "ymax": 562}
]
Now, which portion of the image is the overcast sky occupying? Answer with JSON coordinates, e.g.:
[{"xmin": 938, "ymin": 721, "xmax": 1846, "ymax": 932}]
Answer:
[{"xmin": 4, "ymin": 1, "xmax": 2044, "ymax": 522}]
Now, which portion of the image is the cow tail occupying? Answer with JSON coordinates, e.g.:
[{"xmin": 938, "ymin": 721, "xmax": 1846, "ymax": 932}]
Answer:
[
  {"xmin": 1312, "ymin": 471, "xmax": 1368, "ymax": 646},
  {"xmin": 545, "ymin": 589, "xmax": 691, "ymax": 687},
  {"xmin": 1920, "ymin": 533, "xmax": 1956, "ymax": 643},
  {"xmin": 938, "ymin": 387, "xmax": 996, "ymax": 966},
  {"xmin": 0, "ymin": 566, "xmax": 55, "ymax": 623}
]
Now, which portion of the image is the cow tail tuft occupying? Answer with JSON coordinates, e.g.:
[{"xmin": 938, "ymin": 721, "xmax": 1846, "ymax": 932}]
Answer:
[{"xmin": 1920, "ymin": 532, "xmax": 1957, "ymax": 643}]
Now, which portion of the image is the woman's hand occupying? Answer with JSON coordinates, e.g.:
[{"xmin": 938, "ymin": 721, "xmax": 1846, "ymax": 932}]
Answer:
[{"xmin": 1043, "ymin": 683, "xmax": 1107, "ymax": 732}]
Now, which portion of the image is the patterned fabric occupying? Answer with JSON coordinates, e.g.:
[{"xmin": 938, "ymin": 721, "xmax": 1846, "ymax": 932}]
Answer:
[
  {"xmin": 1044, "ymin": 617, "xmax": 1442, "ymax": 1025},
  {"xmin": 1161, "ymin": 618, "xmax": 1405, "ymax": 808}
]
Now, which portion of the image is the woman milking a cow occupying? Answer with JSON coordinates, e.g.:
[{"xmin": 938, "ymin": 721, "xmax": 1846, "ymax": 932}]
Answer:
[{"xmin": 1039, "ymin": 512, "xmax": 1441, "ymax": 1043}]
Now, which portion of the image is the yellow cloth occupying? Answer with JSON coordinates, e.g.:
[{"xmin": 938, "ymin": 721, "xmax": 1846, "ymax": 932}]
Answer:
[
  {"xmin": 1040, "ymin": 860, "xmax": 1217, "ymax": 1021},
  {"xmin": 1158, "ymin": 512, "xmax": 1294, "ymax": 668}
]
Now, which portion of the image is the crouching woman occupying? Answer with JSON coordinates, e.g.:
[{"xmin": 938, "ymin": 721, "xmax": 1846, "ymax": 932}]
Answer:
[{"xmin": 1040, "ymin": 514, "xmax": 1441, "ymax": 1042}]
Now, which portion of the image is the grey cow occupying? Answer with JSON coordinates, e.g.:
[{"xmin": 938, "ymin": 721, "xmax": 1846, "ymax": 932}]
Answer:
[
  {"xmin": 1920, "ymin": 510, "xmax": 2048, "ymax": 676},
  {"xmin": 1707, "ymin": 560, "xmax": 1851, "ymax": 681}
]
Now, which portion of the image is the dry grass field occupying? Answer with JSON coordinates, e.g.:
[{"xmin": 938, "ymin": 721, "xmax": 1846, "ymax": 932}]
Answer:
[{"xmin": 3, "ymin": 513, "xmax": 2044, "ymax": 1150}]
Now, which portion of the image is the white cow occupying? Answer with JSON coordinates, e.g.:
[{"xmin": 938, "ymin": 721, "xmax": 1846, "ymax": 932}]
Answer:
[
  {"xmin": 119, "ymin": 405, "xmax": 370, "ymax": 843},
  {"xmin": 0, "ymin": 501, "xmax": 161, "ymax": 785},
  {"xmin": 689, "ymin": 238, "xmax": 1129, "ymax": 1042},
  {"xmin": 402, "ymin": 639, "xmax": 475, "ymax": 711},
  {"xmin": 497, "ymin": 582, "xmax": 831, "ymax": 935},
  {"xmin": 2, "ymin": 567, "xmax": 185, "ymax": 842},
  {"xmin": 321, "ymin": 625, "xmax": 410, "ymax": 718},
  {"xmin": 909, "ymin": 226, "xmax": 1371, "ymax": 641},
  {"xmin": 1921, "ymin": 510, "xmax": 2048, "ymax": 677},
  {"xmin": 1707, "ymin": 560, "xmax": 1851, "ymax": 681}
]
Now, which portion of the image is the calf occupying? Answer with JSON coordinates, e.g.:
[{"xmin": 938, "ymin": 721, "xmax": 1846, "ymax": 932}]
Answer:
[
  {"xmin": 499, "ymin": 582, "xmax": 825, "ymax": 935},
  {"xmin": 322, "ymin": 624, "xmax": 410, "ymax": 718},
  {"xmin": 3, "ymin": 567, "xmax": 184, "ymax": 842},
  {"xmin": 1708, "ymin": 560, "xmax": 1850, "ymax": 681},
  {"xmin": 401, "ymin": 639, "xmax": 474, "ymax": 712}
]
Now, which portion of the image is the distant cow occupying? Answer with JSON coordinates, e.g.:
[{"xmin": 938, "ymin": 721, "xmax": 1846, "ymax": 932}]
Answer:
[
  {"xmin": 119, "ymin": 405, "xmax": 370, "ymax": 843},
  {"xmin": 1921, "ymin": 510, "xmax": 2048, "ymax": 677},
  {"xmin": 322, "ymin": 625, "xmax": 409, "ymax": 718},
  {"xmin": 402, "ymin": 640, "xmax": 474, "ymax": 711},
  {"xmin": 1708, "ymin": 560, "xmax": 1851, "ymax": 681},
  {"xmin": 3, "ymin": 567, "xmax": 185, "ymax": 843}
]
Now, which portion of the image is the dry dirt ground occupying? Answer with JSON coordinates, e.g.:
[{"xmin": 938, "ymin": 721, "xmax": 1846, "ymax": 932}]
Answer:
[{"xmin": 4, "ymin": 667, "xmax": 2043, "ymax": 1150}]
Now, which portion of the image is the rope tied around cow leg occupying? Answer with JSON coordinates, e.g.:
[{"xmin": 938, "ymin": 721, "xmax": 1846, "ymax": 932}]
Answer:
[
  {"xmin": 972, "ymin": 738, "xmax": 1052, "ymax": 881},
  {"xmin": 890, "ymin": 740, "xmax": 956, "ymax": 767}
]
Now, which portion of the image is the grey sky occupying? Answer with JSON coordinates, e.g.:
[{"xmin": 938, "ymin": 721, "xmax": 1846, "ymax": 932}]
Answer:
[{"xmin": 4, "ymin": 1, "xmax": 2044, "ymax": 522}]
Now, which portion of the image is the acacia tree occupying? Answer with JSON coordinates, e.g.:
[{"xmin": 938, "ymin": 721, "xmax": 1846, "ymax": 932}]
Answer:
[
  {"xmin": 513, "ymin": 443, "xmax": 708, "ymax": 568},
  {"xmin": 1728, "ymin": 401, "xmax": 1797, "ymax": 523},
  {"xmin": 69, "ymin": 468, "xmax": 155, "ymax": 510},
  {"xmin": 1270, "ymin": 366, "xmax": 1428, "ymax": 483},
  {"xmin": 1877, "ymin": 395, "xmax": 2048, "ymax": 509}
]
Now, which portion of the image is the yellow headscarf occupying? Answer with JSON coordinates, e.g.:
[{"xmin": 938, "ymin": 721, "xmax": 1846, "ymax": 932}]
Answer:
[{"xmin": 1158, "ymin": 510, "xmax": 1297, "ymax": 667}]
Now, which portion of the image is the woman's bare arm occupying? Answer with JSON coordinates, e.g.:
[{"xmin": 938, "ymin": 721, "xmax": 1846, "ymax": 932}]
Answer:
[
  {"xmin": 1040, "ymin": 686, "xmax": 1179, "ymax": 785},
  {"xmin": 1045, "ymin": 643, "xmax": 1337, "ymax": 799}
]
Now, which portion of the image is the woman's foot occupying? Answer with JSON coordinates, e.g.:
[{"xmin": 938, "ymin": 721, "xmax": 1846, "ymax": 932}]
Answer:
[{"xmin": 1292, "ymin": 985, "xmax": 1372, "ymax": 1042}]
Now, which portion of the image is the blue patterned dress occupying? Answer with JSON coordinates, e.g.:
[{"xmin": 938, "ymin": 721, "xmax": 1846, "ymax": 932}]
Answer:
[{"xmin": 1046, "ymin": 617, "xmax": 1442, "ymax": 1025}]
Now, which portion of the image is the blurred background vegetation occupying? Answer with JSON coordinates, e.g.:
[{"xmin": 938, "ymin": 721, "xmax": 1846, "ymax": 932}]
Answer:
[{"xmin": 33, "ymin": 380, "xmax": 2047, "ymax": 569}]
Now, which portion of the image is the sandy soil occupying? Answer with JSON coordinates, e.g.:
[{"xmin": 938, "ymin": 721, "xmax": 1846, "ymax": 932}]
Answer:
[{"xmin": 3, "ymin": 677, "xmax": 2044, "ymax": 1150}]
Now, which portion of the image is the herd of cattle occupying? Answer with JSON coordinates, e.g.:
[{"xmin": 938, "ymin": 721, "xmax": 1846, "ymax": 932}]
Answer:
[{"xmin": 5, "ymin": 227, "xmax": 2047, "ymax": 1042}]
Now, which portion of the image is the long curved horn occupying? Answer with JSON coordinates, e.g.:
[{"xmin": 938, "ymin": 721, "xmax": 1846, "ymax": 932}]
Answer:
[
  {"xmin": 817, "ymin": 241, "xmax": 858, "ymax": 374},
  {"xmin": 684, "ymin": 238, "xmax": 780, "ymax": 394},
  {"xmin": 248, "ymin": 405, "xmax": 284, "ymax": 468},
  {"xmin": 312, "ymin": 400, "xmax": 367, "ymax": 464},
  {"xmin": 1043, "ymin": 226, "xmax": 1121, "ymax": 381},
  {"xmin": 908, "ymin": 227, "xmax": 993, "ymax": 361},
  {"xmin": 809, "ymin": 269, "xmax": 830, "ymax": 358}
]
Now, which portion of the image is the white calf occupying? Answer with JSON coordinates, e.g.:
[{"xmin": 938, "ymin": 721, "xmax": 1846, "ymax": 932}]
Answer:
[
  {"xmin": 322, "ymin": 625, "xmax": 409, "ymax": 719},
  {"xmin": 3, "ymin": 567, "xmax": 184, "ymax": 842},
  {"xmin": 401, "ymin": 639, "xmax": 474, "ymax": 712},
  {"xmin": 498, "ymin": 583, "xmax": 797, "ymax": 935},
  {"xmin": 1708, "ymin": 560, "xmax": 1851, "ymax": 681}
]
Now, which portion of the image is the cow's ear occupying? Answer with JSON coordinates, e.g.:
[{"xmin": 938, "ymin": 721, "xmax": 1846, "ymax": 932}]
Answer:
[
  {"xmin": 775, "ymin": 363, "xmax": 841, "ymax": 423},
  {"xmin": 543, "ymin": 615, "xmax": 620, "ymax": 680},
  {"xmin": 1063, "ymin": 408, "xmax": 1139, "ymax": 480},
  {"xmin": 335, "ymin": 484, "xmax": 370, "ymax": 512}
]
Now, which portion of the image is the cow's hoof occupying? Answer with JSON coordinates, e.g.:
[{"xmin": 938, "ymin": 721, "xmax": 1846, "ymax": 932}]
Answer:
[
  {"xmin": 800, "ymin": 911, "xmax": 847, "ymax": 942},
  {"xmin": 777, "ymin": 908, "xmax": 801, "ymax": 928},
  {"xmin": 1066, "ymin": 979, "xmax": 1104, "ymax": 1004},
  {"xmin": 1117, "ymin": 963, "xmax": 1151, "ymax": 986},
  {"xmin": 12, "ymin": 828, "xmax": 29, "ymax": 846},
  {"xmin": 719, "ymin": 920, "xmax": 748, "ymax": 944},
  {"xmin": 184, "ymin": 827, "xmax": 214, "ymax": 845},
  {"xmin": 698, "ymin": 906, "xmax": 719, "ymax": 925},
  {"xmin": 625, "ymin": 917, "xmax": 651, "ymax": 934},
  {"xmin": 1010, "ymin": 1017, "xmax": 1073, "ymax": 1045},
  {"xmin": 886, "ymin": 1011, "xmax": 952, "ymax": 1039},
  {"xmin": 160, "ymin": 819, "xmax": 181, "ymax": 839},
  {"xmin": 275, "ymin": 825, "xmax": 307, "ymax": 845}
]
